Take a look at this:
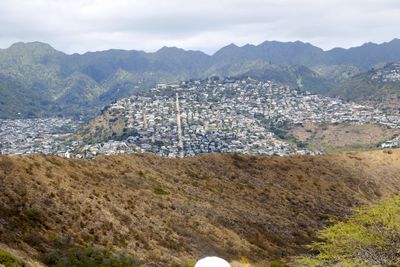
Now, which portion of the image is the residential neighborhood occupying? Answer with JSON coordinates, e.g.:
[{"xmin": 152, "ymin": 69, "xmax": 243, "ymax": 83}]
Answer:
[
  {"xmin": 2, "ymin": 78, "xmax": 400, "ymax": 158},
  {"xmin": 74, "ymin": 77, "xmax": 400, "ymax": 157},
  {"xmin": 381, "ymin": 134, "xmax": 400, "ymax": 148},
  {"xmin": 0, "ymin": 118, "xmax": 82, "ymax": 156},
  {"xmin": 371, "ymin": 63, "xmax": 400, "ymax": 82}
]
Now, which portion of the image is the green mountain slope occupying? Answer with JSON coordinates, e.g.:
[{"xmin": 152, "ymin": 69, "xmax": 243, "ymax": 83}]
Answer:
[
  {"xmin": 0, "ymin": 74, "xmax": 51, "ymax": 118},
  {"xmin": 1, "ymin": 39, "xmax": 400, "ymax": 119},
  {"xmin": 330, "ymin": 63, "xmax": 400, "ymax": 113},
  {"xmin": 233, "ymin": 64, "xmax": 335, "ymax": 94}
]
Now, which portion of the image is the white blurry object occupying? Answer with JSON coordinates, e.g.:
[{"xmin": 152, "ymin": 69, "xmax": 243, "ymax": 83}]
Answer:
[{"xmin": 194, "ymin": 256, "xmax": 231, "ymax": 267}]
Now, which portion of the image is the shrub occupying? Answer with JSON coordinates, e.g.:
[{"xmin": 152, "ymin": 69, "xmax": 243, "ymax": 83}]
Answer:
[
  {"xmin": 153, "ymin": 187, "xmax": 170, "ymax": 195},
  {"xmin": 383, "ymin": 149, "xmax": 393, "ymax": 154},
  {"xmin": 25, "ymin": 208, "xmax": 41, "ymax": 222},
  {"xmin": 45, "ymin": 246, "xmax": 140, "ymax": 267},
  {"xmin": 170, "ymin": 260, "xmax": 195, "ymax": 267},
  {"xmin": 268, "ymin": 259, "xmax": 285, "ymax": 267},
  {"xmin": 0, "ymin": 249, "xmax": 25, "ymax": 267},
  {"xmin": 240, "ymin": 256, "xmax": 250, "ymax": 264},
  {"xmin": 293, "ymin": 196, "xmax": 400, "ymax": 266}
]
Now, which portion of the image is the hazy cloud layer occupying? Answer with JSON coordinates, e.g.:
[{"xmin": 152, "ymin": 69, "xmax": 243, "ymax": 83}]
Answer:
[{"xmin": 0, "ymin": 0, "xmax": 399, "ymax": 54}]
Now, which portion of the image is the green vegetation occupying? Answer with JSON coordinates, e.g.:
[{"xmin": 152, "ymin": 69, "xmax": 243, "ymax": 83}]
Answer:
[
  {"xmin": 329, "ymin": 63, "xmax": 400, "ymax": 103},
  {"xmin": 45, "ymin": 246, "xmax": 139, "ymax": 267},
  {"xmin": 153, "ymin": 186, "xmax": 170, "ymax": 195},
  {"xmin": 268, "ymin": 259, "xmax": 285, "ymax": 267},
  {"xmin": 170, "ymin": 260, "xmax": 196, "ymax": 267},
  {"xmin": 270, "ymin": 125, "xmax": 308, "ymax": 148},
  {"xmin": 25, "ymin": 208, "xmax": 41, "ymax": 222},
  {"xmin": 2, "ymin": 40, "xmax": 400, "ymax": 119},
  {"xmin": 312, "ymin": 64, "xmax": 360, "ymax": 83},
  {"xmin": 294, "ymin": 196, "xmax": 400, "ymax": 266},
  {"xmin": 0, "ymin": 249, "xmax": 25, "ymax": 267},
  {"xmin": 311, "ymin": 145, "xmax": 374, "ymax": 154}
]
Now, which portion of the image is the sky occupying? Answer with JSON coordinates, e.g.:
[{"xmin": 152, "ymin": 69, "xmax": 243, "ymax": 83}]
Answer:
[{"xmin": 0, "ymin": 0, "xmax": 399, "ymax": 54}]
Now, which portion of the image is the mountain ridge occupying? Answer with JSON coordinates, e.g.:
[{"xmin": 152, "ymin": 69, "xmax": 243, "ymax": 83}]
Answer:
[
  {"xmin": 5, "ymin": 38, "xmax": 400, "ymax": 56},
  {"xmin": 329, "ymin": 63, "xmax": 400, "ymax": 114},
  {"xmin": 1, "ymin": 38, "xmax": 400, "ymax": 119}
]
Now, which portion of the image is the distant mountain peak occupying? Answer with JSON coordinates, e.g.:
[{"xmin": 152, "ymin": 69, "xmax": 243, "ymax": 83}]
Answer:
[
  {"xmin": 156, "ymin": 46, "xmax": 184, "ymax": 53},
  {"xmin": 4, "ymin": 41, "xmax": 61, "ymax": 58},
  {"xmin": 361, "ymin": 41, "xmax": 378, "ymax": 47},
  {"xmin": 243, "ymin": 43, "xmax": 256, "ymax": 48},
  {"xmin": 8, "ymin": 41, "xmax": 55, "ymax": 51},
  {"xmin": 158, "ymin": 45, "xmax": 177, "ymax": 50},
  {"xmin": 257, "ymin": 40, "xmax": 322, "ymax": 50},
  {"xmin": 217, "ymin": 43, "xmax": 240, "ymax": 51},
  {"xmin": 226, "ymin": 43, "xmax": 239, "ymax": 48},
  {"xmin": 212, "ymin": 43, "xmax": 242, "ymax": 58}
]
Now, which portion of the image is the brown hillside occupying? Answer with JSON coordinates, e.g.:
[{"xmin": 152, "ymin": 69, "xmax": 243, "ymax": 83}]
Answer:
[
  {"xmin": 78, "ymin": 107, "xmax": 128, "ymax": 142},
  {"xmin": 289, "ymin": 122, "xmax": 400, "ymax": 150},
  {"xmin": 1, "ymin": 150, "xmax": 400, "ymax": 266}
]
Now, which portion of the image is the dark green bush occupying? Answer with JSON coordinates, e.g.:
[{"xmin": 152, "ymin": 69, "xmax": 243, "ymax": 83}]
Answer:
[
  {"xmin": 269, "ymin": 259, "xmax": 285, "ymax": 267},
  {"xmin": 153, "ymin": 187, "xmax": 170, "ymax": 195},
  {"xmin": 170, "ymin": 261, "xmax": 195, "ymax": 267},
  {"xmin": 45, "ymin": 246, "xmax": 140, "ymax": 267},
  {"xmin": 25, "ymin": 208, "xmax": 41, "ymax": 222},
  {"xmin": 0, "ymin": 249, "xmax": 25, "ymax": 267}
]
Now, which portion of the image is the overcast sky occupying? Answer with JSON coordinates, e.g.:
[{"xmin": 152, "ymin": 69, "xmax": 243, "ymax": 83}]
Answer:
[{"xmin": 0, "ymin": 0, "xmax": 399, "ymax": 54}]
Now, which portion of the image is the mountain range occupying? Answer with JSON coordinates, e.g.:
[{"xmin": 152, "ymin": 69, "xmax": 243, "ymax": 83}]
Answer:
[{"xmin": 1, "ymin": 39, "xmax": 400, "ymax": 119}]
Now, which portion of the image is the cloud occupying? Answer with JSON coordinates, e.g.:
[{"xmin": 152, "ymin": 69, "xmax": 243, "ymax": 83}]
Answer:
[{"xmin": 0, "ymin": 0, "xmax": 399, "ymax": 54}]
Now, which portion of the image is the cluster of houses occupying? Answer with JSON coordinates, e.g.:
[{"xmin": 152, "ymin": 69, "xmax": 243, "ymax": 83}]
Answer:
[
  {"xmin": 0, "ymin": 118, "xmax": 81, "ymax": 156},
  {"xmin": 371, "ymin": 63, "xmax": 400, "ymax": 82},
  {"xmin": 381, "ymin": 135, "xmax": 400, "ymax": 148},
  {"xmin": 74, "ymin": 77, "xmax": 400, "ymax": 157},
  {"xmin": 2, "ymin": 77, "xmax": 400, "ymax": 158}
]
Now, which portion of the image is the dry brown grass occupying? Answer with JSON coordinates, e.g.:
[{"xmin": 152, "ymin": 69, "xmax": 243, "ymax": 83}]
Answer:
[
  {"xmin": 290, "ymin": 122, "xmax": 400, "ymax": 150},
  {"xmin": 1, "ymin": 150, "xmax": 400, "ymax": 266}
]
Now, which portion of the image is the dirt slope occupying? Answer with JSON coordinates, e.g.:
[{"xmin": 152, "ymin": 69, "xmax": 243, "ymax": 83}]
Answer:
[{"xmin": 1, "ymin": 150, "xmax": 400, "ymax": 266}]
